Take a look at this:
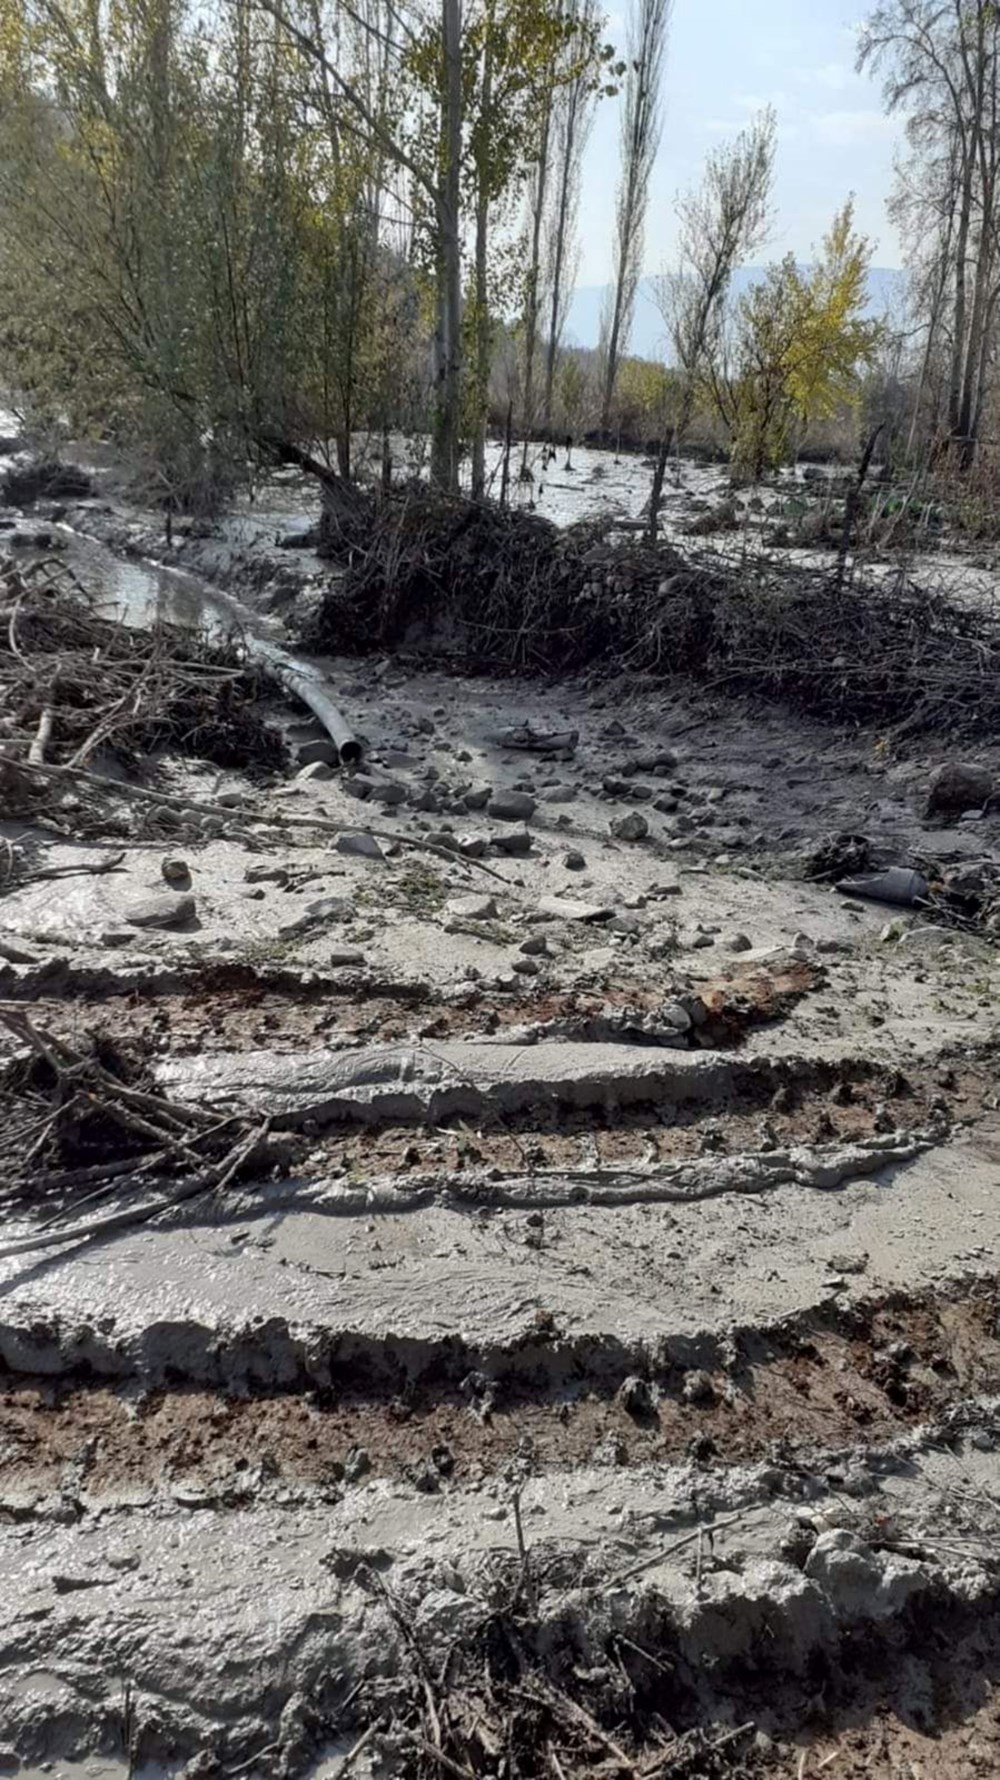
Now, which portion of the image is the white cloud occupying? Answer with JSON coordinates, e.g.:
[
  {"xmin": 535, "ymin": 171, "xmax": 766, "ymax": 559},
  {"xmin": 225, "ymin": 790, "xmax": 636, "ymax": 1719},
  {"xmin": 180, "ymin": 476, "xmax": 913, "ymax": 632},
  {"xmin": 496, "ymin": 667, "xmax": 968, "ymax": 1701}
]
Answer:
[
  {"xmin": 811, "ymin": 109, "xmax": 896, "ymax": 148},
  {"xmin": 790, "ymin": 61, "xmax": 854, "ymax": 93}
]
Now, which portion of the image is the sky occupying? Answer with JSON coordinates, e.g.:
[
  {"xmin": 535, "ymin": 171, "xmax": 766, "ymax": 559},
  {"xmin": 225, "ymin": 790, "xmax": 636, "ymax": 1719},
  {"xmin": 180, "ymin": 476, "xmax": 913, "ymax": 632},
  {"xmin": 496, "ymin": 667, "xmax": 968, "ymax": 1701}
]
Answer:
[{"xmin": 576, "ymin": 0, "xmax": 905, "ymax": 287}]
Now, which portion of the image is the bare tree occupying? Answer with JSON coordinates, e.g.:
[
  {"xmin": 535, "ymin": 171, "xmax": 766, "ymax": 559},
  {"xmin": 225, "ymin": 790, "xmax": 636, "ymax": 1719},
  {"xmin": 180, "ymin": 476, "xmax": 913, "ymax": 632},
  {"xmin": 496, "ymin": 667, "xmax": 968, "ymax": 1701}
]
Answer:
[
  {"xmin": 646, "ymin": 108, "xmax": 775, "ymax": 536},
  {"xmin": 860, "ymin": 0, "xmax": 1000, "ymax": 467},
  {"xmin": 542, "ymin": 0, "xmax": 600, "ymax": 428},
  {"xmin": 599, "ymin": 0, "xmax": 671, "ymax": 430}
]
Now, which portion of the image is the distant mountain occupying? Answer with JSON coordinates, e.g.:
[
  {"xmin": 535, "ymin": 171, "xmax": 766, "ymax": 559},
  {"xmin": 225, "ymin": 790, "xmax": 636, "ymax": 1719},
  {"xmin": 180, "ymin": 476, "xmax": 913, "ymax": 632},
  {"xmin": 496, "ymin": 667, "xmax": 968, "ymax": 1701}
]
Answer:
[{"xmin": 563, "ymin": 267, "xmax": 906, "ymax": 358}]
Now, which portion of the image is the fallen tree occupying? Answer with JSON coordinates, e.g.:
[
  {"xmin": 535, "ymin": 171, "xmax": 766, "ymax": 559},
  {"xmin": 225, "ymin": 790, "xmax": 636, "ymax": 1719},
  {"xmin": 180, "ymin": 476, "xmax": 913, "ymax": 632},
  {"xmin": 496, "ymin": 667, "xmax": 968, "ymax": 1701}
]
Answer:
[{"xmin": 306, "ymin": 484, "xmax": 1000, "ymax": 738}]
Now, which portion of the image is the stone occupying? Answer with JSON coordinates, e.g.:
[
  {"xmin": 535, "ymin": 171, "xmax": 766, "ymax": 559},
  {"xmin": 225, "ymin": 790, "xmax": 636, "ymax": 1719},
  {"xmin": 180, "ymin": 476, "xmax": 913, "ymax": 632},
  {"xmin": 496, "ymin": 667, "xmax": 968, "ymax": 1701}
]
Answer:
[
  {"xmin": 537, "ymin": 896, "xmax": 612, "ymax": 923},
  {"xmin": 278, "ymin": 896, "xmax": 350, "ymax": 936},
  {"xmin": 519, "ymin": 935, "xmax": 548, "ymax": 956},
  {"xmin": 512, "ymin": 957, "xmax": 541, "ymax": 976},
  {"xmin": 680, "ymin": 928, "xmax": 713, "ymax": 950},
  {"xmin": 160, "ymin": 858, "xmax": 190, "ymax": 884},
  {"xmin": 564, "ymin": 851, "xmax": 586, "ymax": 870},
  {"xmin": 296, "ymin": 762, "xmax": 334, "ymax": 783},
  {"xmin": 726, "ymin": 932, "xmax": 753, "ymax": 953},
  {"xmin": 610, "ymin": 812, "xmax": 649, "ymax": 843},
  {"xmin": 539, "ymin": 784, "xmax": 577, "ymax": 803},
  {"xmin": 487, "ymin": 791, "xmax": 537, "ymax": 821},
  {"xmin": 463, "ymin": 786, "xmax": 491, "ymax": 811},
  {"xmin": 345, "ymin": 1438, "xmax": 371, "ymax": 1480},
  {"xmin": 682, "ymin": 1369, "xmax": 716, "ymax": 1406},
  {"xmin": 245, "ymin": 865, "xmax": 289, "ymax": 885},
  {"xmin": 619, "ymin": 1375, "xmax": 655, "ymax": 1419},
  {"xmin": 491, "ymin": 830, "xmax": 532, "ymax": 856},
  {"xmin": 374, "ymin": 781, "xmax": 407, "ymax": 806},
  {"xmin": 447, "ymin": 895, "xmax": 498, "ymax": 921},
  {"xmin": 927, "ymin": 761, "xmax": 995, "ymax": 816},
  {"xmin": 336, "ymin": 832, "xmax": 385, "ymax": 860},
  {"xmin": 458, "ymin": 837, "xmax": 487, "ymax": 859},
  {"xmin": 296, "ymin": 738, "xmax": 339, "ymax": 768},
  {"xmin": 609, "ymin": 914, "xmax": 640, "ymax": 935},
  {"xmin": 329, "ymin": 948, "xmax": 366, "ymax": 967},
  {"xmin": 124, "ymin": 893, "xmax": 196, "ymax": 930}
]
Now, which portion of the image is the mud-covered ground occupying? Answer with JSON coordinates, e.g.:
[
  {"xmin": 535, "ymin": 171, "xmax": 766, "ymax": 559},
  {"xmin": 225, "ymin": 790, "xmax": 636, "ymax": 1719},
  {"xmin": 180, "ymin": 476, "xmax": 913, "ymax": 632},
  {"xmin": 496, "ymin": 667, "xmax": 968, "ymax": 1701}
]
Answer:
[{"xmin": 1, "ymin": 456, "xmax": 1000, "ymax": 1778}]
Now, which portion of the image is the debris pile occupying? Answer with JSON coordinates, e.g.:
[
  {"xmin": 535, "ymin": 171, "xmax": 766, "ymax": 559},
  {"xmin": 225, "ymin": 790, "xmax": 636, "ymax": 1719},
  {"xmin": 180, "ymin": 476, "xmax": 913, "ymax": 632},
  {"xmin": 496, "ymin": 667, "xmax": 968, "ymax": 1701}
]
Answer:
[
  {"xmin": 0, "ymin": 1009, "xmax": 293, "ymax": 1245},
  {"xmin": 308, "ymin": 486, "xmax": 1000, "ymax": 737},
  {"xmin": 0, "ymin": 552, "xmax": 285, "ymax": 834}
]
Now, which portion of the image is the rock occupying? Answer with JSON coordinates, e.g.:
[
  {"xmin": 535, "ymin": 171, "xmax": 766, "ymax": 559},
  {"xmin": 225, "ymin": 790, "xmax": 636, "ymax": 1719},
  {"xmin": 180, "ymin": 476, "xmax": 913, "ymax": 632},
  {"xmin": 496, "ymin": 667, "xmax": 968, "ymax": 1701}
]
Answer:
[
  {"xmin": 458, "ymin": 836, "xmax": 487, "ymax": 859},
  {"xmin": 563, "ymin": 851, "xmax": 586, "ymax": 870},
  {"xmin": 619, "ymin": 1375, "xmax": 655, "ymax": 1419},
  {"xmin": 491, "ymin": 830, "xmax": 532, "ymax": 856},
  {"xmin": 487, "ymin": 791, "xmax": 537, "ymax": 821},
  {"xmin": 447, "ymin": 894, "xmax": 498, "ymax": 920},
  {"xmin": 160, "ymin": 858, "xmax": 190, "ymax": 884},
  {"xmin": 296, "ymin": 762, "xmax": 334, "ymax": 783},
  {"xmin": 336, "ymin": 832, "xmax": 385, "ymax": 860},
  {"xmin": 329, "ymin": 948, "xmax": 366, "ymax": 967},
  {"xmin": 296, "ymin": 738, "xmax": 339, "ymax": 768},
  {"xmin": 682, "ymin": 1369, "xmax": 716, "ymax": 1406},
  {"xmin": 374, "ymin": 781, "xmax": 407, "ymax": 806},
  {"xmin": 278, "ymin": 896, "xmax": 350, "ymax": 936},
  {"xmin": 725, "ymin": 932, "xmax": 752, "ymax": 952},
  {"xmin": 411, "ymin": 789, "xmax": 443, "ymax": 814},
  {"xmin": 679, "ymin": 928, "xmax": 713, "ymax": 950},
  {"xmin": 539, "ymin": 784, "xmax": 577, "ymax": 803},
  {"xmin": 536, "ymin": 896, "xmax": 612, "ymax": 923},
  {"xmin": 609, "ymin": 913, "xmax": 640, "ymax": 935},
  {"xmin": 926, "ymin": 761, "xmax": 995, "ymax": 816},
  {"xmin": 632, "ymin": 750, "xmax": 677, "ymax": 773},
  {"xmin": 463, "ymin": 786, "xmax": 491, "ymax": 811},
  {"xmin": 512, "ymin": 957, "xmax": 541, "ymax": 976},
  {"xmin": 610, "ymin": 812, "xmax": 649, "ymax": 843},
  {"xmin": 520, "ymin": 935, "xmax": 548, "ymax": 956},
  {"xmin": 343, "ymin": 1446, "xmax": 371, "ymax": 1483},
  {"xmin": 245, "ymin": 865, "xmax": 289, "ymax": 885},
  {"xmin": 124, "ymin": 893, "xmax": 196, "ymax": 930}
]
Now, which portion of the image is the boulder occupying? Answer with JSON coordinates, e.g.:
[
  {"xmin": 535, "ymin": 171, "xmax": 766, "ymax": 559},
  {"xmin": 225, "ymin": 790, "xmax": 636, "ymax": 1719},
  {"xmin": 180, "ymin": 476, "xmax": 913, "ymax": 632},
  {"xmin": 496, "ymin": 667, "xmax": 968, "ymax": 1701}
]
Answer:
[
  {"xmin": 336, "ymin": 832, "xmax": 385, "ymax": 860},
  {"xmin": 610, "ymin": 812, "xmax": 649, "ymax": 843},
  {"xmin": 296, "ymin": 738, "xmax": 339, "ymax": 769},
  {"xmin": 926, "ymin": 762, "xmax": 995, "ymax": 816},
  {"xmin": 487, "ymin": 791, "xmax": 537, "ymax": 821},
  {"xmin": 125, "ymin": 892, "xmax": 196, "ymax": 930}
]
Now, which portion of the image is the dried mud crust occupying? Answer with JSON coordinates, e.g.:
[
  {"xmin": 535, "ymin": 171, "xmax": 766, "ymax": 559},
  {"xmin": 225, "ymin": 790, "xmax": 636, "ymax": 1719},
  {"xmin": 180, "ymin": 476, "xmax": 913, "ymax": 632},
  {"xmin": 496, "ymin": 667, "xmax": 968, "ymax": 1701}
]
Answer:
[{"xmin": 2, "ymin": 1283, "xmax": 999, "ymax": 1505}]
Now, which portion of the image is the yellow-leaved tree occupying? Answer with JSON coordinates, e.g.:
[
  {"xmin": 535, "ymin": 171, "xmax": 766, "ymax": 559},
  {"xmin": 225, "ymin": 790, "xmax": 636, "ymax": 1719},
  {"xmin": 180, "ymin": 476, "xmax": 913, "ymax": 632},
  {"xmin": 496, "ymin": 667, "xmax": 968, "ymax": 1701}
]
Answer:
[{"xmin": 727, "ymin": 199, "xmax": 883, "ymax": 478}]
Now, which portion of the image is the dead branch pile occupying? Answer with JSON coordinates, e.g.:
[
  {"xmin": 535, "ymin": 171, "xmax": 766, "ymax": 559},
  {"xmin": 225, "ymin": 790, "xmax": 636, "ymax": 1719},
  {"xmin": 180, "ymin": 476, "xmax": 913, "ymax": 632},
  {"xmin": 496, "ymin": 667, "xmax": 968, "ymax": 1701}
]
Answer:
[
  {"xmin": 352, "ymin": 1555, "xmax": 761, "ymax": 1780},
  {"xmin": 309, "ymin": 486, "xmax": 1000, "ymax": 737},
  {"xmin": 0, "ymin": 554, "xmax": 284, "ymax": 824},
  {"xmin": 0, "ymin": 1009, "xmax": 293, "ymax": 1245}
]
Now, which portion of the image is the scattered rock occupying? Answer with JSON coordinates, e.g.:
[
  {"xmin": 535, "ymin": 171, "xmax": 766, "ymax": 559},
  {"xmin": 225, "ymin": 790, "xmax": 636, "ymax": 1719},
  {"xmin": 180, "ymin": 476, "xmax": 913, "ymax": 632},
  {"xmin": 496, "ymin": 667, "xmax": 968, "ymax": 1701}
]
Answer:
[
  {"xmin": 563, "ymin": 851, "xmax": 586, "ymax": 870},
  {"xmin": 536, "ymin": 896, "xmax": 612, "ymax": 923},
  {"xmin": 245, "ymin": 865, "xmax": 290, "ymax": 885},
  {"xmin": 487, "ymin": 791, "xmax": 537, "ymax": 821},
  {"xmin": 610, "ymin": 812, "xmax": 649, "ymax": 843},
  {"xmin": 512, "ymin": 957, "xmax": 541, "ymax": 976},
  {"xmin": 296, "ymin": 738, "xmax": 339, "ymax": 768},
  {"xmin": 278, "ymin": 896, "xmax": 350, "ymax": 936},
  {"xmin": 336, "ymin": 832, "xmax": 385, "ymax": 860},
  {"xmin": 682, "ymin": 1369, "xmax": 716, "ymax": 1406},
  {"xmin": 329, "ymin": 948, "xmax": 366, "ymax": 967},
  {"xmin": 124, "ymin": 893, "xmax": 196, "ymax": 930},
  {"xmin": 926, "ymin": 761, "xmax": 995, "ymax": 816},
  {"xmin": 619, "ymin": 1376, "xmax": 655, "ymax": 1419},
  {"xmin": 446, "ymin": 895, "xmax": 498, "ymax": 921},
  {"xmin": 160, "ymin": 859, "xmax": 190, "ymax": 884},
  {"xmin": 491, "ymin": 830, "xmax": 532, "ymax": 856},
  {"xmin": 296, "ymin": 761, "xmax": 334, "ymax": 783},
  {"xmin": 463, "ymin": 786, "xmax": 491, "ymax": 811},
  {"xmin": 725, "ymin": 932, "xmax": 752, "ymax": 953}
]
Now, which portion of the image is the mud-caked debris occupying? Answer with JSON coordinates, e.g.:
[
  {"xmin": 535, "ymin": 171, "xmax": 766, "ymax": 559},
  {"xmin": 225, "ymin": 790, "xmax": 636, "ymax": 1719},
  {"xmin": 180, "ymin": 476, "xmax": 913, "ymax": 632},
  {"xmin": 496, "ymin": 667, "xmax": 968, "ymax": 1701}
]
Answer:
[{"xmin": 619, "ymin": 1375, "xmax": 656, "ymax": 1420}]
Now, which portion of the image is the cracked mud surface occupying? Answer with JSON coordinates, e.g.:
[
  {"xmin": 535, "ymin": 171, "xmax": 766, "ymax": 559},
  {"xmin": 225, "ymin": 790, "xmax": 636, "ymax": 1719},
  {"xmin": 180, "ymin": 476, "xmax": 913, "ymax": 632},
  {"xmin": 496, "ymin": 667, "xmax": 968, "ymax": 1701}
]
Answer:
[{"xmin": 1, "ymin": 548, "xmax": 1000, "ymax": 1775}]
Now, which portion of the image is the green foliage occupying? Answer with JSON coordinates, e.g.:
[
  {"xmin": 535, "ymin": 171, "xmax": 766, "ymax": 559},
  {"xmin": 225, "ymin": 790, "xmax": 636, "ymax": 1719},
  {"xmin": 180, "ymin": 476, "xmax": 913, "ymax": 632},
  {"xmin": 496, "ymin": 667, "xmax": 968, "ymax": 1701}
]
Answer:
[{"xmin": 729, "ymin": 199, "xmax": 883, "ymax": 477}]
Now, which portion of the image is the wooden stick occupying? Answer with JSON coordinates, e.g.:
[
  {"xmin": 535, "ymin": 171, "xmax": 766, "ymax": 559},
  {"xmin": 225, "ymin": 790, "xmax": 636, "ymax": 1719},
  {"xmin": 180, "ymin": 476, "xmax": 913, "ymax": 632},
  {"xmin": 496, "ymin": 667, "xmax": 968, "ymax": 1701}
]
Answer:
[{"xmin": 29, "ymin": 706, "xmax": 53, "ymax": 765}]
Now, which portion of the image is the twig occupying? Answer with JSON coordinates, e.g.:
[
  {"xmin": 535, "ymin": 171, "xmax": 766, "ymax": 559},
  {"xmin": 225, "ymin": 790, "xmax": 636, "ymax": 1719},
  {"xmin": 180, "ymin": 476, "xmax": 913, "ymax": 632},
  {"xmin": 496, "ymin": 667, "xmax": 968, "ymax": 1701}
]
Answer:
[
  {"xmin": 29, "ymin": 705, "xmax": 53, "ymax": 765},
  {"xmin": 401, "ymin": 1732, "xmax": 476, "ymax": 1780},
  {"xmin": 611, "ymin": 1508, "xmax": 762, "ymax": 1587}
]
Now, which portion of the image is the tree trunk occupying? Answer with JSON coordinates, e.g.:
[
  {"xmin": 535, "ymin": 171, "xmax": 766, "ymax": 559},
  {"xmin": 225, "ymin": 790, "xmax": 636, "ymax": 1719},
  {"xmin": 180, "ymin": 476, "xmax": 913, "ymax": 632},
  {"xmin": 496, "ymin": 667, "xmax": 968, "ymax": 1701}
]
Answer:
[
  {"xmin": 521, "ymin": 92, "xmax": 553, "ymax": 462},
  {"xmin": 430, "ymin": 0, "xmax": 463, "ymax": 494},
  {"xmin": 471, "ymin": 34, "xmax": 493, "ymax": 499},
  {"xmin": 543, "ymin": 88, "xmax": 576, "ymax": 428}
]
